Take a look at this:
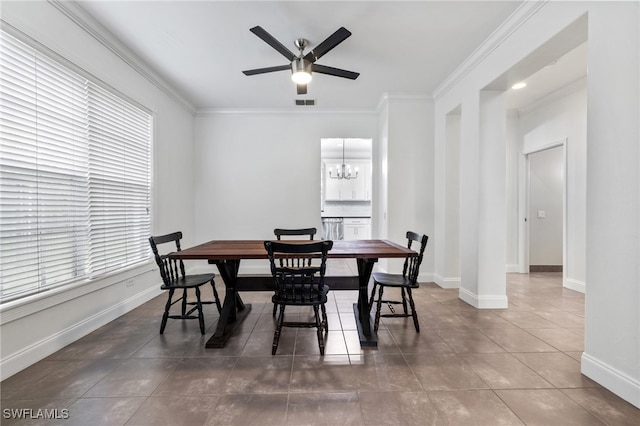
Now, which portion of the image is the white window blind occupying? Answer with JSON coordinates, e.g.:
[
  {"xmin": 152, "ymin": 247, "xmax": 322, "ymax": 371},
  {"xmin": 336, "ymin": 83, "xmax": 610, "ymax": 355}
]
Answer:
[{"xmin": 0, "ymin": 29, "xmax": 152, "ymax": 302}]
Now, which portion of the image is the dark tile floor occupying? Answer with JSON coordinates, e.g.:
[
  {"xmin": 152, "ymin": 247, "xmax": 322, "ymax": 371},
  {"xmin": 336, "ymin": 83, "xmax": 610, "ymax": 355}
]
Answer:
[{"xmin": 2, "ymin": 272, "xmax": 639, "ymax": 425}]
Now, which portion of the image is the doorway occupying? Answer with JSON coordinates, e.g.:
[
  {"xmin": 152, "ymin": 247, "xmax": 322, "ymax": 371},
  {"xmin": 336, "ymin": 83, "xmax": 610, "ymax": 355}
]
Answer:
[{"xmin": 524, "ymin": 142, "xmax": 566, "ymax": 279}]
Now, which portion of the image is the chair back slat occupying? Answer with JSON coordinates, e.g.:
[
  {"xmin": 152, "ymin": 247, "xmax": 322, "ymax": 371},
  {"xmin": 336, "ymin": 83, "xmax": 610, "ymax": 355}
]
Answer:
[
  {"xmin": 402, "ymin": 231, "xmax": 429, "ymax": 285},
  {"xmin": 265, "ymin": 240, "xmax": 333, "ymax": 298},
  {"xmin": 149, "ymin": 232, "xmax": 186, "ymax": 286},
  {"xmin": 274, "ymin": 227, "xmax": 317, "ymax": 268}
]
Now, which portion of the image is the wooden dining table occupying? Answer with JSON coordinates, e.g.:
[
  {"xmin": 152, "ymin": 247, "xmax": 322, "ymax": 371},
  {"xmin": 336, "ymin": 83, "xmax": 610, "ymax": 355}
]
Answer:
[{"xmin": 169, "ymin": 239, "xmax": 416, "ymax": 349}]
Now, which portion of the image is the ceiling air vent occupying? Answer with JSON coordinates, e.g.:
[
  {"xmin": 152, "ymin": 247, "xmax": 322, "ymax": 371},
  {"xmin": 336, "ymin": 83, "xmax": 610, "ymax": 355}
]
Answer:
[{"xmin": 295, "ymin": 99, "xmax": 316, "ymax": 106}]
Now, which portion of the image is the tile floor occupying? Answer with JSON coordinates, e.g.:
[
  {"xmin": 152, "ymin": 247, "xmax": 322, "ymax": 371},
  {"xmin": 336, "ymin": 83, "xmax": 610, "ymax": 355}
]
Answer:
[{"xmin": 2, "ymin": 272, "xmax": 639, "ymax": 425}]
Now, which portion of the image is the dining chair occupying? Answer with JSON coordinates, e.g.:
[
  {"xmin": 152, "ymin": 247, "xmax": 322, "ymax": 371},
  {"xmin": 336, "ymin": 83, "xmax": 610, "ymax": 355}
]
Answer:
[
  {"xmin": 264, "ymin": 240, "xmax": 333, "ymax": 355},
  {"xmin": 149, "ymin": 232, "xmax": 222, "ymax": 334},
  {"xmin": 272, "ymin": 227, "xmax": 317, "ymax": 316},
  {"xmin": 368, "ymin": 231, "xmax": 428, "ymax": 333}
]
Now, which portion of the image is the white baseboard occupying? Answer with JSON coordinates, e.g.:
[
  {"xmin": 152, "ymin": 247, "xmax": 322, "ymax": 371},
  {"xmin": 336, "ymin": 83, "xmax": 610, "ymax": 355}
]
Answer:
[
  {"xmin": 459, "ymin": 287, "xmax": 508, "ymax": 309},
  {"xmin": 505, "ymin": 264, "xmax": 520, "ymax": 273},
  {"xmin": 0, "ymin": 286, "xmax": 162, "ymax": 381},
  {"xmin": 581, "ymin": 352, "xmax": 640, "ymax": 408},
  {"xmin": 434, "ymin": 273, "xmax": 461, "ymax": 289},
  {"xmin": 564, "ymin": 277, "xmax": 585, "ymax": 294}
]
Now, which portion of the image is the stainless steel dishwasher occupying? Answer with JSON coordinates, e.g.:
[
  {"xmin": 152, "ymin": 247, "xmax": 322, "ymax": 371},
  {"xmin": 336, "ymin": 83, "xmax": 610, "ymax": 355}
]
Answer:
[{"xmin": 321, "ymin": 217, "xmax": 344, "ymax": 240}]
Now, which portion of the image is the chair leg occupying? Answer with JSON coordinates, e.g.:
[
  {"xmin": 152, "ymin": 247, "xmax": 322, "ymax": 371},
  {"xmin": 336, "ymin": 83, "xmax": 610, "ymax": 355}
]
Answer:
[
  {"xmin": 272, "ymin": 302, "xmax": 278, "ymax": 317},
  {"xmin": 160, "ymin": 289, "xmax": 174, "ymax": 334},
  {"xmin": 374, "ymin": 285, "xmax": 384, "ymax": 332},
  {"xmin": 211, "ymin": 280, "xmax": 222, "ymax": 313},
  {"xmin": 195, "ymin": 287, "xmax": 205, "ymax": 335},
  {"xmin": 406, "ymin": 287, "xmax": 420, "ymax": 332},
  {"xmin": 181, "ymin": 288, "xmax": 188, "ymax": 316},
  {"xmin": 272, "ymin": 304, "xmax": 285, "ymax": 355},
  {"xmin": 321, "ymin": 304, "xmax": 328, "ymax": 332},
  {"xmin": 368, "ymin": 281, "xmax": 378, "ymax": 312},
  {"xmin": 401, "ymin": 287, "xmax": 408, "ymax": 315},
  {"xmin": 314, "ymin": 305, "xmax": 325, "ymax": 355}
]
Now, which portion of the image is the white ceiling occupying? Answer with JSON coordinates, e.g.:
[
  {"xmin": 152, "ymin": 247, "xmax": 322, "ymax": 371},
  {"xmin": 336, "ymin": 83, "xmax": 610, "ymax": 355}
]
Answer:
[{"xmin": 76, "ymin": 1, "xmax": 586, "ymax": 111}]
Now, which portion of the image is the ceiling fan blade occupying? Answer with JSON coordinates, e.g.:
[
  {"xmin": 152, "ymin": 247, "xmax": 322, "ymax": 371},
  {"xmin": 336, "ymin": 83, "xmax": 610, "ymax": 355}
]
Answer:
[
  {"xmin": 304, "ymin": 27, "xmax": 352, "ymax": 62},
  {"xmin": 297, "ymin": 84, "xmax": 307, "ymax": 95},
  {"xmin": 242, "ymin": 64, "xmax": 291, "ymax": 76},
  {"xmin": 250, "ymin": 26, "xmax": 296, "ymax": 61},
  {"xmin": 311, "ymin": 64, "xmax": 359, "ymax": 80}
]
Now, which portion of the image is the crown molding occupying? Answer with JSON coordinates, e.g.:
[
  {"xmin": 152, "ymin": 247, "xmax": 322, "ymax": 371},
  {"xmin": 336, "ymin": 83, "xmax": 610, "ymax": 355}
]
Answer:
[
  {"xmin": 432, "ymin": 0, "xmax": 548, "ymax": 100},
  {"xmin": 196, "ymin": 107, "xmax": 377, "ymax": 117},
  {"xmin": 48, "ymin": 0, "xmax": 196, "ymax": 115}
]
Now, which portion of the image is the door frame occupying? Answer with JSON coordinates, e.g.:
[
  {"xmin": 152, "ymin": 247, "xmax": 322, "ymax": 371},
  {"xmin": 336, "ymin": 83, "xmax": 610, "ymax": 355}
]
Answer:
[{"xmin": 518, "ymin": 138, "xmax": 568, "ymax": 287}]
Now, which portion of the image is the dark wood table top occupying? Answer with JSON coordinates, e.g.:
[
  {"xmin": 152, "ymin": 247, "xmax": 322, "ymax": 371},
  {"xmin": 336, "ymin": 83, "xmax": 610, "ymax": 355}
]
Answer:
[{"xmin": 170, "ymin": 239, "xmax": 415, "ymax": 261}]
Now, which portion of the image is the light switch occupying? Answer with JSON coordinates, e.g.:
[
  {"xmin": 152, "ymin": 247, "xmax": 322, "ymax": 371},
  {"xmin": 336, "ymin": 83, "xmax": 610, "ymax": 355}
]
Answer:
[{"xmin": 537, "ymin": 210, "xmax": 546, "ymax": 219}]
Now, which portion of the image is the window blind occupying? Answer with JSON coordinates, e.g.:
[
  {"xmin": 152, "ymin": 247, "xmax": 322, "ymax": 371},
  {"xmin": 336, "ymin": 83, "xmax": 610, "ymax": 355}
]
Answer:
[{"xmin": 0, "ymin": 29, "xmax": 152, "ymax": 302}]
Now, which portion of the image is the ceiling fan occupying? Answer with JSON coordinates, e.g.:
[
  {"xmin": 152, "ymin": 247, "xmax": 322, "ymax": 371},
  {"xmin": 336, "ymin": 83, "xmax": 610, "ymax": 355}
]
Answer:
[{"xmin": 242, "ymin": 26, "xmax": 360, "ymax": 95}]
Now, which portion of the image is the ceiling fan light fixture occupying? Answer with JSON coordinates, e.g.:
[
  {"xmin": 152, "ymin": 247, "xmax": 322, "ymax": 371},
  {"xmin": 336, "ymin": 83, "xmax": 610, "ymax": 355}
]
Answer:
[{"xmin": 291, "ymin": 58, "xmax": 312, "ymax": 84}]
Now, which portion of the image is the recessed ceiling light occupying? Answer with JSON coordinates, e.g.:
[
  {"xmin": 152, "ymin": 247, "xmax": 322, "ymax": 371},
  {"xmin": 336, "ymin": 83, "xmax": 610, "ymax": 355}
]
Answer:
[{"xmin": 512, "ymin": 81, "xmax": 527, "ymax": 90}]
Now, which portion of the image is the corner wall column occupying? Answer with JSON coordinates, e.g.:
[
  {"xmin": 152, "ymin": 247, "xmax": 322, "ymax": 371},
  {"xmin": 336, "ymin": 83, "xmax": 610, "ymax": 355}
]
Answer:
[{"xmin": 459, "ymin": 90, "xmax": 508, "ymax": 308}]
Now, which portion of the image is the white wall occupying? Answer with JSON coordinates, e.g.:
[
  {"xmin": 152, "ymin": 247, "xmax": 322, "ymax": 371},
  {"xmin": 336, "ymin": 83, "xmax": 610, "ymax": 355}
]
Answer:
[
  {"xmin": 434, "ymin": 0, "xmax": 639, "ymax": 408},
  {"xmin": 377, "ymin": 96, "xmax": 434, "ymax": 278},
  {"xmin": 193, "ymin": 110, "xmax": 377, "ymax": 271},
  {"xmin": 0, "ymin": 1, "xmax": 196, "ymax": 380},
  {"xmin": 582, "ymin": 1, "xmax": 639, "ymax": 408}
]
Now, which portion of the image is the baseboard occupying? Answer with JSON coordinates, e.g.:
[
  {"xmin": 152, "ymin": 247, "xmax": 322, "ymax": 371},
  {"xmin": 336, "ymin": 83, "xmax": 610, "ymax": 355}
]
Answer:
[
  {"xmin": 505, "ymin": 264, "xmax": 520, "ymax": 273},
  {"xmin": 581, "ymin": 352, "xmax": 640, "ymax": 408},
  {"xmin": 0, "ymin": 286, "xmax": 162, "ymax": 381},
  {"xmin": 530, "ymin": 265, "xmax": 563, "ymax": 272},
  {"xmin": 434, "ymin": 273, "xmax": 461, "ymax": 289},
  {"xmin": 459, "ymin": 287, "xmax": 508, "ymax": 309},
  {"xmin": 564, "ymin": 277, "xmax": 585, "ymax": 294}
]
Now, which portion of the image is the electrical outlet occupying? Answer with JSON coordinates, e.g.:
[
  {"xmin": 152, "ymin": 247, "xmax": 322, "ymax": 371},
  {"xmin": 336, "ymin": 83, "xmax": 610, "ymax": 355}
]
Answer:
[{"xmin": 126, "ymin": 279, "xmax": 134, "ymax": 287}]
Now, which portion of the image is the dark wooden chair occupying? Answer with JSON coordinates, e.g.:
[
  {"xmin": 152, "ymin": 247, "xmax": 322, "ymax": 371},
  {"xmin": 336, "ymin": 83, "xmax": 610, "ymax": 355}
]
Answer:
[
  {"xmin": 369, "ymin": 231, "xmax": 428, "ymax": 333},
  {"xmin": 272, "ymin": 227, "xmax": 317, "ymax": 316},
  {"xmin": 264, "ymin": 240, "xmax": 333, "ymax": 355},
  {"xmin": 149, "ymin": 232, "xmax": 222, "ymax": 335}
]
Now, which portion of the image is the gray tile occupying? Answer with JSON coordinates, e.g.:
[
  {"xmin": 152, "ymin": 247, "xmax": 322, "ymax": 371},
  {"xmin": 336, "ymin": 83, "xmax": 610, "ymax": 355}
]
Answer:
[
  {"xmin": 223, "ymin": 356, "xmax": 292, "ymax": 393},
  {"xmin": 286, "ymin": 392, "xmax": 363, "ymax": 425},
  {"xmin": 153, "ymin": 357, "xmax": 237, "ymax": 396},
  {"xmin": 49, "ymin": 397, "xmax": 145, "ymax": 426},
  {"xmin": 4, "ymin": 272, "xmax": 639, "ymax": 426},
  {"xmin": 404, "ymin": 353, "xmax": 488, "ymax": 391},
  {"xmin": 1, "ymin": 359, "xmax": 120, "ymax": 399},
  {"xmin": 429, "ymin": 389, "xmax": 524, "ymax": 425},
  {"xmin": 496, "ymin": 389, "xmax": 606, "ymax": 425},
  {"xmin": 207, "ymin": 393, "xmax": 288, "ymax": 425},
  {"xmin": 290, "ymin": 355, "xmax": 357, "ymax": 393},
  {"xmin": 127, "ymin": 395, "xmax": 220, "ymax": 425},
  {"xmin": 85, "ymin": 358, "xmax": 181, "ymax": 397},
  {"xmin": 359, "ymin": 391, "xmax": 443, "ymax": 425},
  {"xmin": 461, "ymin": 353, "xmax": 553, "ymax": 389},
  {"xmin": 562, "ymin": 387, "xmax": 640, "ymax": 426},
  {"xmin": 512, "ymin": 352, "xmax": 601, "ymax": 388},
  {"xmin": 482, "ymin": 327, "xmax": 557, "ymax": 352},
  {"xmin": 350, "ymin": 353, "xmax": 422, "ymax": 391}
]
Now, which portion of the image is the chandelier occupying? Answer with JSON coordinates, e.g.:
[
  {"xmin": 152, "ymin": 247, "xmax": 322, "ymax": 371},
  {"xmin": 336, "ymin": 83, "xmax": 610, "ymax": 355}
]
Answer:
[{"xmin": 328, "ymin": 142, "xmax": 359, "ymax": 180}]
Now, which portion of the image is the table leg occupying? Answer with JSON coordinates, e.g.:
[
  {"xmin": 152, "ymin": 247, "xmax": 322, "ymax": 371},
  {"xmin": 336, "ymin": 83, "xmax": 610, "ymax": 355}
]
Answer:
[
  {"xmin": 354, "ymin": 258, "xmax": 378, "ymax": 347},
  {"xmin": 206, "ymin": 259, "xmax": 251, "ymax": 348}
]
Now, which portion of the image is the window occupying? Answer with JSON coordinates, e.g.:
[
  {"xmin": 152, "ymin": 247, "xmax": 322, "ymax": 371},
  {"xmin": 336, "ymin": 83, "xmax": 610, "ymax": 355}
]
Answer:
[{"xmin": 0, "ymin": 29, "xmax": 152, "ymax": 302}]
